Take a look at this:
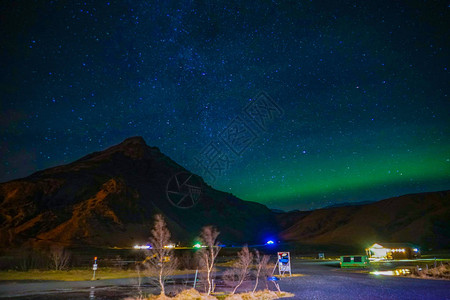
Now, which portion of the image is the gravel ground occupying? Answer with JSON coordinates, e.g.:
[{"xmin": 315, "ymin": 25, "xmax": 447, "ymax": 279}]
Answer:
[
  {"xmin": 1, "ymin": 260, "xmax": 449, "ymax": 299},
  {"xmin": 278, "ymin": 260, "xmax": 450, "ymax": 300}
]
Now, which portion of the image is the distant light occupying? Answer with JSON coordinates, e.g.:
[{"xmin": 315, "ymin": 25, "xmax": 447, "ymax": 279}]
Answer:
[
  {"xmin": 413, "ymin": 248, "xmax": 418, "ymax": 252},
  {"xmin": 371, "ymin": 269, "xmax": 410, "ymax": 276},
  {"xmin": 193, "ymin": 243, "xmax": 202, "ymax": 249},
  {"xmin": 134, "ymin": 244, "xmax": 152, "ymax": 250},
  {"xmin": 370, "ymin": 270, "xmax": 395, "ymax": 276},
  {"xmin": 164, "ymin": 244, "xmax": 175, "ymax": 249},
  {"xmin": 266, "ymin": 240, "xmax": 275, "ymax": 245}
]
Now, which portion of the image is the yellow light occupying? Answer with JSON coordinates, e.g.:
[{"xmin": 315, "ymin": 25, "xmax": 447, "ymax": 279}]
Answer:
[{"xmin": 370, "ymin": 270, "xmax": 395, "ymax": 276}]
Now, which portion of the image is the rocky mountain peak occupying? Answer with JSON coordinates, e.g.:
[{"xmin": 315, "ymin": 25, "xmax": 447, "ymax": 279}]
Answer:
[
  {"xmin": 74, "ymin": 136, "xmax": 156, "ymax": 163},
  {"xmin": 119, "ymin": 136, "xmax": 147, "ymax": 147}
]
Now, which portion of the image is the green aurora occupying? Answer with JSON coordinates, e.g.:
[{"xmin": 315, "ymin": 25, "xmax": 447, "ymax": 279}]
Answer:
[{"xmin": 219, "ymin": 143, "xmax": 449, "ymax": 210}]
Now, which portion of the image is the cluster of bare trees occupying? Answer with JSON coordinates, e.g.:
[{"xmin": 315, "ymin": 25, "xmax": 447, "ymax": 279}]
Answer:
[
  {"xmin": 48, "ymin": 245, "xmax": 71, "ymax": 271},
  {"xmin": 223, "ymin": 246, "xmax": 272, "ymax": 295},
  {"xmin": 141, "ymin": 215, "xmax": 222, "ymax": 296},
  {"xmin": 142, "ymin": 214, "xmax": 275, "ymax": 297},
  {"xmin": 15, "ymin": 245, "xmax": 72, "ymax": 271}
]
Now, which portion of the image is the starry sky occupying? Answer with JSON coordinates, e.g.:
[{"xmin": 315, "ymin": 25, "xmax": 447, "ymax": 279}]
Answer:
[{"xmin": 1, "ymin": 0, "xmax": 449, "ymax": 210}]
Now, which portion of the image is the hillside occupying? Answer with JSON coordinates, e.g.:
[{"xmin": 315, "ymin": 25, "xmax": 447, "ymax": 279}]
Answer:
[
  {"xmin": 280, "ymin": 190, "xmax": 450, "ymax": 249},
  {"xmin": 1, "ymin": 136, "xmax": 448, "ymax": 250},
  {"xmin": 0, "ymin": 137, "xmax": 277, "ymax": 249}
]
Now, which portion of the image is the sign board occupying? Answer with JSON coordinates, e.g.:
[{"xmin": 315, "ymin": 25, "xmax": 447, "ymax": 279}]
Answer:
[
  {"xmin": 92, "ymin": 257, "xmax": 98, "ymax": 280},
  {"xmin": 277, "ymin": 252, "xmax": 291, "ymax": 275}
]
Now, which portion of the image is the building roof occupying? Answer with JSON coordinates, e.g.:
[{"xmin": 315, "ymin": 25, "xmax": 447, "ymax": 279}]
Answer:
[{"xmin": 368, "ymin": 242, "xmax": 419, "ymax": 249}]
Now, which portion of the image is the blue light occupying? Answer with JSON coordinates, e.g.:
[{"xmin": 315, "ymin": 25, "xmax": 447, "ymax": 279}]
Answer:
[{"xmin": 266, "ymin": 240, "xmax": 275, "ymax": 245}]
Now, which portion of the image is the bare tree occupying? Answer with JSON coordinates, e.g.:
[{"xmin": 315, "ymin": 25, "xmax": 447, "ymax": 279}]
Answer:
[
  {"xmin": 229, "ymin": 246, "xmax": 253, "ymax": 295},
  {"xmin": 253, "ymin": 250, "xmax": 270, "ymax": 293},
  {"xmin": 261, "ymin": 257, "xmax": 275, "ymax": 290},
  {"xmin": 18, "ymin": 248, "xmax": 47, "ymax": 271},
  {"xmin": 143, "ymin": 214, "xmax": 178, "ymax": 295},
  {"xmin": 198, "ymin": 226, "xmax": 221, "ymax": 295},
  {"xmin": 48, "ymin": 245, "xmax": 71, "ymax": 270},
  {"xmin": 179, "ymin": 251, "xmax": 198, "ymax": 270}
]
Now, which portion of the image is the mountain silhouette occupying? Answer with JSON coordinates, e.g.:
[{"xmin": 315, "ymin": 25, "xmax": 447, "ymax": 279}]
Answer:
[
  {"xmin": 1, "ymin": 137, "xmax": 448, "ymax": 251},
  {"xmin": 280, "ymin": 190, "xmax": 450, "ymax": 250},
  {"xmin": 0, "ymin": 137, "xmax": 277, "ymax": 248}
]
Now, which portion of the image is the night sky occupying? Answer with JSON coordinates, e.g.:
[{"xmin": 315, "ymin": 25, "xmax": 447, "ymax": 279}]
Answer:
[{"xmin": 1, "ymin": 1, "xmax": 449, "ymax": 210}]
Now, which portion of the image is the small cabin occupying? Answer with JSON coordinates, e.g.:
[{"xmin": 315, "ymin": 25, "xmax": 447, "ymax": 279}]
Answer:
[
  {"xmin": 366, "ymin": 243, "xmax": 420, "ymax": 260},
  {"xmin": 340, "ymin": 255, "xmax": 370, "ymax": 268}
]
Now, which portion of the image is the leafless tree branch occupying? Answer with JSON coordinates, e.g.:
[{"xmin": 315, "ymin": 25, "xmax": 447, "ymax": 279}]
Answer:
[
  {"xmin": 224, "ymin": 246, "xmax": 253, "ymax": 295},
  {"xmin": 142, "ymin": 214, "xmax": 178, "ymax": 295},
  {"xmin": 48, "ymin": 245, "xmax": 71, "ymax": 271},
  {"xmin": 198, "ymin": 226, "xmax": 221, "ymax": 295},
  {"xmin": 253, "ymin": 250, "xmax": 270, "ymax": 293}
]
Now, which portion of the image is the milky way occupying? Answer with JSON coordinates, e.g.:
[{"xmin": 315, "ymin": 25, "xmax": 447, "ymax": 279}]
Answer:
[{"xmin": 1, "ymin": 1, "xmax": 449, "ymax": 210}]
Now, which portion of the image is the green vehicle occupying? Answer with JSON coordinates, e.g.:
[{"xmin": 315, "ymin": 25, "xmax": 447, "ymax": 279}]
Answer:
[{"xmin": 340, "ymin": 255, "xmax": 370, "ymax": 268}]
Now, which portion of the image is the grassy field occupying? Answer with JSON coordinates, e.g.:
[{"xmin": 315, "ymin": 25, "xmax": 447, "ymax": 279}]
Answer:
[{"xmin": 0, "ymin": 268, "xmax": 194, "ymax": 281}]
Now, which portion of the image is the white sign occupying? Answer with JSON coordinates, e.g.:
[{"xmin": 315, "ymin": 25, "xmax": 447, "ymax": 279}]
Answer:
[
  {"xmin": 277, "ymin": 252, "xmax": 291, "ymax": 275},
  {"xmin": 93, "ymin": 263, "xmax": 98, "ymax": 271}
]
